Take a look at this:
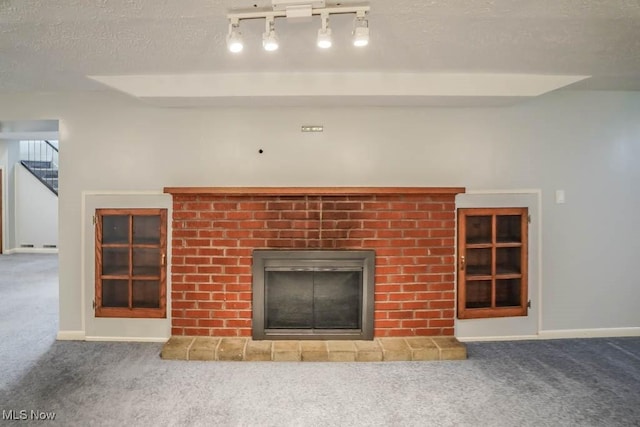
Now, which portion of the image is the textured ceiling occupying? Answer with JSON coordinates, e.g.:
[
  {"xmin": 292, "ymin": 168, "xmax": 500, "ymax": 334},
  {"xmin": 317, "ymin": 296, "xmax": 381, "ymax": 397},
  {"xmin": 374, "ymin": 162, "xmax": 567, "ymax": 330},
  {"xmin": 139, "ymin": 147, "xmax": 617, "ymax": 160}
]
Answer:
[{"xmin": 1, "ymin": 0, "xmax": 639, "ymax": 94}]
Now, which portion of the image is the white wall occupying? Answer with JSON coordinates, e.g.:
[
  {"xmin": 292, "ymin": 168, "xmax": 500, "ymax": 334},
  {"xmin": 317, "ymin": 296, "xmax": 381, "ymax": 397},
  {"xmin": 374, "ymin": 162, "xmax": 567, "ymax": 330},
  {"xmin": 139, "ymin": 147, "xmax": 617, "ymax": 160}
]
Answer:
[
  {"xmin": 0, "ymin": 89, "xmax": 638, "ymax": 338},
  {"xmin": 15, "ymin": 165, "xmax": 58, "ymax": 248}
]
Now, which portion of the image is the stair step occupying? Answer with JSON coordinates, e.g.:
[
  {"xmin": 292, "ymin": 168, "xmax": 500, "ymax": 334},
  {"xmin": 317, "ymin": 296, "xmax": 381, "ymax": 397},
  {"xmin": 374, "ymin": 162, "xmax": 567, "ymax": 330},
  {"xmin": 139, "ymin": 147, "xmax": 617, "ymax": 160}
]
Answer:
[
  {"xmin": 31, "ymin": 168, "xmax": 58, "ymax": 178},
  {"xmin": 20, "ymin": 160, "xmax": 59, "ymax": 195},
  {"xmin": 22, "ymin": 160, "xmax": 53, "ymax": 169}
]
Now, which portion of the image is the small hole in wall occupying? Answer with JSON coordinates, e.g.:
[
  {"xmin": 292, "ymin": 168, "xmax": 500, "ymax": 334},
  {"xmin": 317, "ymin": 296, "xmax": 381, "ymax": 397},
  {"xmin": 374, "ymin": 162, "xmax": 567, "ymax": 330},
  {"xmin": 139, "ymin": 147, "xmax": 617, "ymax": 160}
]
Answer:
[{"xmin": 258, "ymin": 149, "xmax": 264, "ymax": 154}]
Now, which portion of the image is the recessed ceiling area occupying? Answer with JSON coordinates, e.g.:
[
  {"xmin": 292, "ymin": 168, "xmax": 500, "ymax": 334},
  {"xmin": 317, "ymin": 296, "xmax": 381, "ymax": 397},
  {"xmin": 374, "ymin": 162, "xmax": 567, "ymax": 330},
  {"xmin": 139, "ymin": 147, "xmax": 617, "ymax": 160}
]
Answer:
[
  {"xmin": 1, "ymin": 0, "xmax": 639, "ymax": 106},
  {"xmin": 88, "ymin": 72, "xmax": 589, "ymax": 107}
]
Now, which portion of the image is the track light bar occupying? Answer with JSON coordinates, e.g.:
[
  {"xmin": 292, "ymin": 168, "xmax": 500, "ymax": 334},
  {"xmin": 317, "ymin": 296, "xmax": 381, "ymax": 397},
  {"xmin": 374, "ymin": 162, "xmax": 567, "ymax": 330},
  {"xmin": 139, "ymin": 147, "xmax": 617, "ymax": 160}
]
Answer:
[
  {"xmin": 272, "ymin": 0, "xmax": 326, "ymax": 11},
  {"xmin": 226, "ymin": 2, "xmax": 370, "ymax": 53}
]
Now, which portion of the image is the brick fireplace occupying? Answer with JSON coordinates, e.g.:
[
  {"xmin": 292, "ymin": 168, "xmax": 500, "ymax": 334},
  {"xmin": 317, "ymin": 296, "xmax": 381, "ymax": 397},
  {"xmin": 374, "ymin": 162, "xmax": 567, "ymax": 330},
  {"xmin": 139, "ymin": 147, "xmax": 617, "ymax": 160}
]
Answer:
[{"xmin": 164, "ymin": 187, "xmax": 465, "ymax": 339}]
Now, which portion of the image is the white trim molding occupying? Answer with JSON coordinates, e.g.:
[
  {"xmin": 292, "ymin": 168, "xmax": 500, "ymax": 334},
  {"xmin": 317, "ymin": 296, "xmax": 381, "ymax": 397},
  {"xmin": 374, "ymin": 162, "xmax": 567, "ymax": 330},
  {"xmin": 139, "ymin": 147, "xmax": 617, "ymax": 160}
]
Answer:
[
  {"xmin": 85, "ymin": 336, "xmax": 169, "ymax": 343},
  {"xmin": 538, "ymin": 327, "xmax": 640, "ymax": 339},
  {"xmin": 456, "ymin": 189, "xmax": 543, "ymax": 339},
  {"xmin": 459, "ymin": 327, "xmax": 640, "ymax": 342},
  {"xmin": 56, "ymin": 330, "xmax": 86, "ymax": 341},
  {"xmin": 80, "ymin": 190, "xmax": 172, "ymax": 340},
  {"xmin": 457, "ymin": 335, "xmax": 540, "ymax": 342},
  {"xmin": 11, "ymin": 247, "xmax": 58, "ymax": 254}
]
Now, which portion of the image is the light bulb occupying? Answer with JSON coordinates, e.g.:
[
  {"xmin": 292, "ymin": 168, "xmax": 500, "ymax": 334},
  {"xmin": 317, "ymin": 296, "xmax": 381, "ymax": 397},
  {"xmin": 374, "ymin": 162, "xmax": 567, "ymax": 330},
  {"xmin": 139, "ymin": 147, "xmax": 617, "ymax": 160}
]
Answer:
[
  {"xmin": 317, "ymin": 27, "xmax": 332, "ymax": 49},
  {"xmin": 226, "ymin": 20, "xmax": 243, "ymax": 53},
  {"xmin": 227, "ymin": 32, "xmax": 243, "ymax": 53},
  {"xmin": 352, "ymin": 16, "xmax": 369, "ymax": 47},
  {"xmin": 263, "ymin": 32, "xmax": 279, "ymax": 51}
]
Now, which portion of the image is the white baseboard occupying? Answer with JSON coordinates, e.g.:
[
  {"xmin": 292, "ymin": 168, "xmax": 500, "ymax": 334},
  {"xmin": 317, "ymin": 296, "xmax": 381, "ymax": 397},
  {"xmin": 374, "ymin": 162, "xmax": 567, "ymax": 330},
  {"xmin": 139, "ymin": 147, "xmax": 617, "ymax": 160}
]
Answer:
[
  {"xmin": 538, "ymin": 327, "xmax": 640, "ymax": 339},
  {"xmin": 457, "ymin": 335, "xmax": 539, "ymax": 342},
  {"xmin": 57, "ymin": 331, "xmax": 169, "ymax": 342},
  {"xmin": 85, "ymin": 336, "xmax": 169, "ymax": 343},
  {"xmin": 6, "ymin": 247, "xmax": 58, "ymax": 254},
  {"xmin": 458, "ymin": 327, "xmax": 640, "ymax": 342},
  {"xmin": 56, "ymin": 330, "xmax": 86, "ymax": 340}
]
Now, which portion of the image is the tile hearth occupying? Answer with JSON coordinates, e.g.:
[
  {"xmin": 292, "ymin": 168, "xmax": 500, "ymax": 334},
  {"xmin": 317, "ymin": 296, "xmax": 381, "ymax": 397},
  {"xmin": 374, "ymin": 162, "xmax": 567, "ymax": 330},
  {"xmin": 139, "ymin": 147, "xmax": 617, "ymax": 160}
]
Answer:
[{"xmin": 161, "ymin": 336, "xmax": 467, "ymax": 362}]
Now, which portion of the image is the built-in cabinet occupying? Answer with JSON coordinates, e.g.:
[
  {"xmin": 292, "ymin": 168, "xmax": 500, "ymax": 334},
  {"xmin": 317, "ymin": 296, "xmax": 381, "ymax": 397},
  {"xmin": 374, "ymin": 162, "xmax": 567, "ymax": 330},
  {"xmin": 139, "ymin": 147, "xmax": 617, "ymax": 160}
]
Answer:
[
  {"xmin": 95, "ymin": 208, "xmax": 167, "ymax": 318},
  {"xmin": 457, "ymin": 208, "xmax": 528, "ymax": 319}
]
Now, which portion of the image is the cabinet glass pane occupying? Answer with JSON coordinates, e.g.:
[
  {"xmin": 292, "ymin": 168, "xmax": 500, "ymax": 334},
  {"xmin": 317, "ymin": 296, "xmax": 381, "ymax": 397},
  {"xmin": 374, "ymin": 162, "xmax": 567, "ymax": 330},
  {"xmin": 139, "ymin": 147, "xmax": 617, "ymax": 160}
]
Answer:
[
  {"xmin": 465, "ymin": 280, "xmax": 491, "ymax": 309},
  {"xmin": 465, "ymin": 216, "xmax": 492, "ymax": 244},
  {"xmin": 466, "ymin": 248, "xmax": 492, "ymax": 276},
  {"xmin": 496, "ymin": 215, "xmax": 521, "ymax": 243},
  {"xmin": 133, "ymin": 280, "xmax": 160, "ymax": 308},
  {"xmin": 102, "ymin": 280, "xmax": 129, "ymax": 307},
  {"xmin": 102, "ymin": 215, "xmax": 129, "ymax": 244},
  {"xmin": 102, "ymin": 248, "xmax": 129, "ymax": 276},
  {"xmin": 132, "ymin": 248, "xmax": 160, "ymax": 276},
  {"xmin": 496, "ymin": 279, "xmax": 521, "ymax": 307},
  {"xmin": 496, "ymin": 247, "xmax": 521, "ymax": 275},
  {"xmin": 133, "ymin": 215, "xmax": 161, "ymax": 245}
]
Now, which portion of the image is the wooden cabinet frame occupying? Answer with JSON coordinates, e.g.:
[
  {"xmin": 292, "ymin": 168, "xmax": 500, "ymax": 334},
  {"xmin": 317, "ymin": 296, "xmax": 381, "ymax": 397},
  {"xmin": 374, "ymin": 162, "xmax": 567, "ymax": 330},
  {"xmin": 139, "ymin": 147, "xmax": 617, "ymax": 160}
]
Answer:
[
  {"xmin": 95, "ymin": 208, "xmax": 167, "ymax": 318},
  {"xmin": 457, "ymin": 207, "xmax": 528, "ymax": 319}
]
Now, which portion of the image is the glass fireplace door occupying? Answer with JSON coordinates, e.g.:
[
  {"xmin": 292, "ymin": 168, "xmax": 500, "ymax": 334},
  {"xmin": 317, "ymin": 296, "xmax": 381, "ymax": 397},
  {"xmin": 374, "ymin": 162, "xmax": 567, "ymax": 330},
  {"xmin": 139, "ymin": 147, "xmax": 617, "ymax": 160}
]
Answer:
[
  {"xmin": 253, "ymin": 249, "xmax": 375, "ymax": 340},
  {"xmin": 265, "ymin": 268, "xmax": 362, "ymax": 331}
]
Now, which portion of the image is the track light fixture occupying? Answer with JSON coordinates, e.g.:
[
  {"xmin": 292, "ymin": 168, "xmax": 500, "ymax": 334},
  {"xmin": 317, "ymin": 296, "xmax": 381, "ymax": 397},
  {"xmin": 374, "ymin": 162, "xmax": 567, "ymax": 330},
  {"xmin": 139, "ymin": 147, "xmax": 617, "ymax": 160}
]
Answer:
[
  {"xmin": 316, "ymin": 13, "xmax": 332, "ymax": 49},
  {"xmin": 226, "ymin": 18, "xmax": 243, "ymax": 53},
  {"xmin": 262, "ymin": 17, "xmax": 279, "ymax": 51},
  {"xmin": 352, "ymin": 11, "xmax": 370, "ymax": 47},
  {"xmin": 226, "ymin": 1, "xmax": 369, "ymax": 53}
]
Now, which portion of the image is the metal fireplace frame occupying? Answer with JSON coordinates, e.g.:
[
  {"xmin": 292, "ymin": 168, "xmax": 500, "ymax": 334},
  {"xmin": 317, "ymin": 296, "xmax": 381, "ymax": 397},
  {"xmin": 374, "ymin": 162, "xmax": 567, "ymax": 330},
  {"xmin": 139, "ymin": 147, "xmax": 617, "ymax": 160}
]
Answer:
[{"xmin": 252, "ymin": 249, "xmax": 375, "ymax": 340}]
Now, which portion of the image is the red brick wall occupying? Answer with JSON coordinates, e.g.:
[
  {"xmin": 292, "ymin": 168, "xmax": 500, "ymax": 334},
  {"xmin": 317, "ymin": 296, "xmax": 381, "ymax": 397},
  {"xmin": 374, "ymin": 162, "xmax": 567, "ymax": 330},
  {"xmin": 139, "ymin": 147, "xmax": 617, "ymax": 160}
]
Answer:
[{"xmin": 169, "ymin": 193, "xmax": 457, "ymax": 338}]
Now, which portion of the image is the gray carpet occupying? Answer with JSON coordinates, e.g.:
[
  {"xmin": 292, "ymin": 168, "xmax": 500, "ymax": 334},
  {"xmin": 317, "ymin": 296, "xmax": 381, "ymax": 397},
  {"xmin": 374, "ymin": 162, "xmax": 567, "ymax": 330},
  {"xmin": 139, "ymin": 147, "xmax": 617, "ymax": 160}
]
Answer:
[{"xmin": 0, "ymin": 254, "xmax": 639, "ymax": 427}]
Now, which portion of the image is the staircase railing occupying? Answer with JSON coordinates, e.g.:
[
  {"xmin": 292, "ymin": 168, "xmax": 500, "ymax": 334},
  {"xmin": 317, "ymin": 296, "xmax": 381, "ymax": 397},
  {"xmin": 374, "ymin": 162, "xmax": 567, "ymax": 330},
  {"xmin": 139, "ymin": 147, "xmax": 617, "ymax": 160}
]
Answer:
[{"xmin": 20, "ymin": 140, "xmax": 58, "ymax": 196}]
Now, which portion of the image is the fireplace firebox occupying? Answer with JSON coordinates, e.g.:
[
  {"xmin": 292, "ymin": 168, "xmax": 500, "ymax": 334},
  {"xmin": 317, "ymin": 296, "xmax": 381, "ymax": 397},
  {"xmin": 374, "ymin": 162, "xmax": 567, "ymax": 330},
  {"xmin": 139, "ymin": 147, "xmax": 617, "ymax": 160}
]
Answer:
[{"xmin": 252, "ymin": 250, "xmax": 375, "ymax": 340}]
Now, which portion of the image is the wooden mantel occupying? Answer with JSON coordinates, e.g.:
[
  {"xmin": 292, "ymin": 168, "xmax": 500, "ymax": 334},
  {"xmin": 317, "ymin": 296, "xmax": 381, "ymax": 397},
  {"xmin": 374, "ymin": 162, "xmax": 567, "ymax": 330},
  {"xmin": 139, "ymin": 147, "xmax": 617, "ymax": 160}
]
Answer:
[{"xmin": 163, "ymin": 187, "xmax": 466, "ymax": 196}]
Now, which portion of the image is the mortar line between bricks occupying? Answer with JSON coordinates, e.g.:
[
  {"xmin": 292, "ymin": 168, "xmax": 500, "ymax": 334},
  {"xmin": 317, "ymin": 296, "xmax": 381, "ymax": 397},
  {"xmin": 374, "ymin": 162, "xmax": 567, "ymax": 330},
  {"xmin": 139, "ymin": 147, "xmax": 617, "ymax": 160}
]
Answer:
[
  {"xmin": 402, "ymin": 337, "xmax": 410, "ymax": 361},
  {"xmin": 242, "ymin": 338, "xmax": 249, "ymax": 361},
  {"xmin": 429, "ymin": 338, "xmax": 441, "ymax": 360},
  {"xmin": 185, "ymin": 337, "xmax": 196, "ymax": 361},
  {"xmin": 214, "ymin": 337, "xmax": 223, "ymax": 361},
  {"xmin": 432, "ymin": 338, "xmax": 444, "ymax": 360}
]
